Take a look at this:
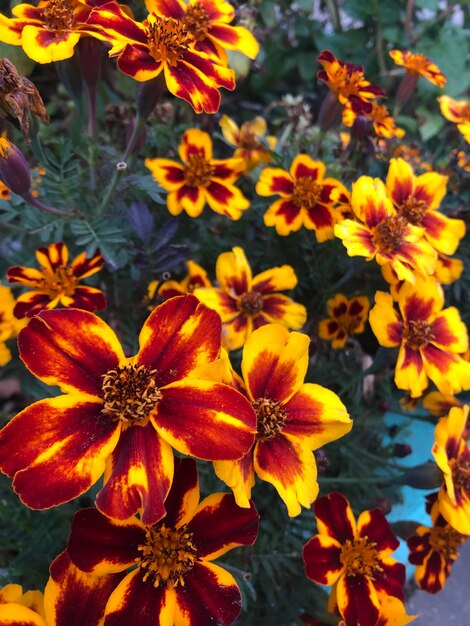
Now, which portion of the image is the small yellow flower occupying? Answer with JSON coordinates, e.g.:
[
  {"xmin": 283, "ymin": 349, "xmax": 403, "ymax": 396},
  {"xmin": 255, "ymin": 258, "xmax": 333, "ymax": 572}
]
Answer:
[
  {"xmin": 319, "ymin": 293, "xmax": 370, "ymax": 349},
  {"xmin": 220, "ymin": 115, "xmax": 276, "ymax": 171}
]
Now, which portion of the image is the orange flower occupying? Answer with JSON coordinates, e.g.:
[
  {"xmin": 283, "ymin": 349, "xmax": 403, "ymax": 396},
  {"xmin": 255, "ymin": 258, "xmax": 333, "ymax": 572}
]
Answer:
[
  {"xmin": 342, "ymin": 102, "xmax": 405, "ymax": 139},
  {"xmin": 146, "ymin": 259, "xmax": 211, "ymax": 309},
  {"xmin": 319, "ymin": 293, "xmax": 370, "ymax": 349},
  {"xmin": 220, "ymin": 114, "xmax": 276, "ymax": 171},
  {"xmin": 390, "ymin": 50, "xmax": 446, "ymax": 87},
  {"xmin": 438, "ymin": 95, "xmax": 470, "ymax": 144}
]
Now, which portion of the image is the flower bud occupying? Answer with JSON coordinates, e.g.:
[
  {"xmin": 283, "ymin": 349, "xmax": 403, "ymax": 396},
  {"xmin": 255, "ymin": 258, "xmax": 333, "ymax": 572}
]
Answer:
[
  {"xmin": 78, "ymin": 38, "xmax": 102, "ymax": 90},
  {"xmin": 398, "ymin": 461, "xmax": 443, "ymax": 489},
  {"xmin": 0, "ymin": 137, "xmax": 31, "ymax": 196},
  {"xmin": 393, "ymin": 443, "xmax": 413, "ymax": 458},
  {"xmin": 136, "ymin": 74, "xmax": 165, "ymax": 120},
  {"xmin": 318, "ymin": 90, "xmax": 342, "ymax": 133}
]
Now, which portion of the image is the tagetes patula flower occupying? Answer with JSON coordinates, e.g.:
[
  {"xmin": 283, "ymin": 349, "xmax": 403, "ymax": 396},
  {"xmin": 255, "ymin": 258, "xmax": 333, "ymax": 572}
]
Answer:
[
  {"xmin": 7, "ymin": 242, "xmax": 106, "ymax": 319},
  {"xmin": 85, "ymin": 2, "xmax": 235, "ymax": 114},
  {"xmin": 194, "ymin": 247, "xmax": 307, "ymax": 351},
  {"xmin": 302, "ymin": 492, "xmax": 405, "ymax": 626},
  {"xmin": 337, "ymin": 594, "xmax": 416, "ymax": 626},
  {"xmin": 146, "ymin": 259, "xmax": 211, "ymax": 310},
  {"xmin": 256, "ymin": 154, "xmax": 350, "ymax": 238},
  {"xmin": 334, "ymin": 176, "xmax": 437, "ymax": 284},
  {"xmin": 66, "ymin": 457, "xmax": 259, "ymax": 626},
  {"xmin": 145, "ymin": 128, "xmax": 249, "ymax": 219},
  {"xmin": 432, "ymin": 405, "xmax": 470, "ymax": 534},
  {"xmin": 0, "ymin": 294, "xmax": 256, "ymax": 524},
  {"xmin": 147, "ymin": 0, "xmax": 259, "ymax": 65},
  {"xmin": 317, "ymin": 50, "xmax": 384, "ymax": 114},
  {"xmin": 0, "ymin": 583, "xmax": 45, "ymax": 626},
  {"xmin": 389, "ymin": 50, "xmax": 446, "ymax": 87},
  {"xmin": 438, "ymin": 94, "xmax": 470, "ymax": 125},
  {"xmin": 319, "ymin": 293, "xmax": 370, "ymax": 349},
  {"xmin": 0, "ymin": 285, "xmax": 27, "ymax": 365},
  {"xmin": 369, "ymin": 278, "xmax": 470, "ymax": 398},
  {"xmin": 386, "ymin": 158, "xmax": 465, "ymax": 256},
  {"xmin": 342, "ymin": 102, "xmax": 405, "ymax": 139},
  {"xmin": 214, "ymin": 325, "xmax": 352, "ymax": 516},
  {"xmin": 220, "ymin": 115, "xmax": 276, "ymax": 171}
]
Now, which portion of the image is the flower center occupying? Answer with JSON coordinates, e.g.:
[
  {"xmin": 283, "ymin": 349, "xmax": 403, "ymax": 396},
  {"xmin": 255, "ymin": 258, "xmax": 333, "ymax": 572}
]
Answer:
[
  {"xmin": 137, "ymin": 524, "xmax": 197, "ymax": 588},
  {"xmin": 372, "ymin": 215, "xmax": 408, "ymax": 253},
  {"xmin": 428, "ymin": 524, "xmax": 466, "ymax": 559},
  {"xmin": 38, "ymin": 265, "xmax": 78, "ymax": 297},
  {"xmin": 146, "ymin": 16, "xmax": 192, "ymax": 66},
  {"xmin": 42, "ymin": 0, "xmax": 75, "ymax": 32},
  {"xmin": 253, "ymin": 397, "xmax": 287, "ymax": 440},
  {"xmin": 340, "ymin": 537, "xmax": 382, "ymax": 578},
  {"xmin": 239, "ymin": 130, "xmax": 262, "ymax": 151},
  {"xmin": 183, "ymin": 152, "xmax": 214, "ymax": 187},
  {"xmin": 403, "ymin": 319, "xmax": 435, "ymax": 349},
  {"xmin": 101, "ymin": 364, "xmax": 161, "ymax": 426},
  {"xmin": 451, "ymin": 457, "xmax": 470, "ymax": 494},
  {"xmin": 292, "ymin": 177, "xmax": 321, "ymax": 209},
  {"xmin": 182, "ymin": 2, "xmax": 209, "ymax": 41},
  {"xmin": 399, "ymin": 197, "xmax": 427, "ymax": 225},
  {"xmin": 238, "ymin": 290, "xmax": 264, "ymax": 316}
]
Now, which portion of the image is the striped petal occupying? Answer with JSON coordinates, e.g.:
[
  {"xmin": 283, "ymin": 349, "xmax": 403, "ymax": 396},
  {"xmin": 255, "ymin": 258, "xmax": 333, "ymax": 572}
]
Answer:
[
  {"xmin": 163, "ymin": 59, "xmax": 224, "ymax": 114},
  {"xmin": 216, "ymin": 246, "xmax": 252, "ymax": 295},
  {"xmin": 336, "ymin": 574, "xmax": 380, "ymax": 626},
  {"xmin": 351, "ymin": 177, "xmax": 394, "ymax": 226},
  {"xmin": 13, "ymin": 291, "xmax": 55, "ymax": 318},
  {"xmin": 18, "ymin": 309, "xmax": 125, "ymax": 396},
  {"xmin": 192, "ymin": 288, "xmax": 238, "ymax": 322},
  {"xmin": 372, "ymin": 557, "xmax": 406, "ymax": 600},
  {"xmin": 116, "ymin": 43, "xmax": 162, "ymax": 81},
  {"xmin": 421, "ymin": 211, "xmax": 465, "ymax": 256},
  {"xmin": 207, "ymin": 23, "xmax": 259, "ymax": 58},
  {"xmin": 0, "ymin": 605, "xmax": 46, "ymax": 626},
  {"xmin": 395, "ymin": 344, "xmax": 428, "ymax": 398},
  {"xmin": 145, "ymin": 158, "xmax": 185, "ymax": 191},
  {"xmin": 211, "ymin": 157, "xmax": 245, "ymax": 182},
  {"xmin": 431, "ymin": 308, "xmax": 468, "ymax": 353},
  {"xmin": 213, "ymin": 452, "xmax": 255, "ymax": 509},
  {"xmin": 71, "ymin": 250, "xmax": 104, "ymax": 279},
  {"xmin": 291, "ymin": 155, "xmax": 325, "ymax": 181},
  {"xmin": 415, "ymin": 550, "xmax": 447, "ymax": 594},
  {"xmin": 146, "ymin": 0, "xmax": 186, "ymax": 19},
  {"xmin": 303, "ymin": 203, "xmax": 335, "ymax": 241},
  {"xmin": 385, "ymin": 158, "xmax": 414, "ymax": 207},
  {"xmin": 421, "ymin": 345, "xmax": 470, "ymax": 396},
  {"xmin": 60, "ymin": 286, "xmax": 107, "ymax": 312},
  {"xmin": 256, "ymin": 168, "xmax": 294, "ymax": 197},
  {"xmin": 222, "ymin": 314, "xmax": 251, "ymax": 351},
  {"xmin": 7, "ymin": 265, "xmax": 45, "ymax": 287},
  {"xmin": 86, "ymin": 2, "xmax": 147, "ymax": 45},
  {"xmin": 21, "ymin": 25, "xmax": 81, "ymax": 64},
  {"xmin": 0, "ymin": 396, "xmax": 120, "ymax": 508},
  {"xmin": 414, "ymin": 171, "xmax": 448, "ymax": 212},
  {"xmin": 203, "ymin": 180, "xmax": 249, "ymax": 219},
  {"xmin": 302, "ymin": 534, "xmax": 344, "ymax": 586},
  {"xmin": 252, "ymin": 265, "xmax": 298, "ymax": 293},
  {"xmin": 369, "ymin": 292, "xmax": 403, "ymax": 347},
  {"xmin": 261, "ymin": 294, "xmax": 307, "ymax": 329},
  {"xmin": 163, "ymin": 457, "xmax": 200, "ymax": 529},
  {"xmin": 334, "ymin": 219, "xmax": 376, "ymax": 258},
  {"xmin": 168, "ymin": 186, "xmax": 206, "ymax": 217},
  {"xmin": 263, "ymin": 198, "xmax": 303, "ymax": 235},
  {"xmin": 35, "ymin": 244, "xmax": 69, "ymax": 270},
  {"xmin": 357, "ymin": 510, "xmax": 399, "ymax": 554},
  {"xmin": 313, "ymin": 492, "xmax": 356, "ymax": 542},
  {"xmin": 178, "ymin": 128, "xmax": 213, "ymax": 163}
]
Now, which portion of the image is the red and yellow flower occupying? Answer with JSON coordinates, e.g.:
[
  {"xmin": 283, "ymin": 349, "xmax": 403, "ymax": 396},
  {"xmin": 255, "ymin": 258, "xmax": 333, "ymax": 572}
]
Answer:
[
  {"xmin": 0, "ymin": 294, "xmax": 256, "ymax": 524},
  {"xmin": 7, "ymin": 242, "xmax": 107, "ymax": 318},
  {"xmin": 385, "ymin": 158, "xmax": 465, "ymax": 256},
  {"xmin": 342, "ymin": 102, "xmax": 405, "ymax": 139},
  {"xmin": 66, "ymin": 457, "xmax": 259, "ymax": 626},
  {"xmin": 256, "ymin": 153, "xmax": 350, "ymax": 238},
  {"xmin": 0, "ymin": 583, "xmax": 45, "ymax": 626},
  {"xmin": 423, "ymin": 391, "xmax": 463, "ymax": 418},
  {"xmin": 438, "ymin": 95, "xmax": 470, "ymax": 143},
  {"xmin": 214, "ymin": 324, "xmax": 352, "ymax": 516},
  {"xmin": 85, "ymin": 2, "xmax": 235, "ymax": 113},
  {"xmin": 147, "ymin": 0, "xmax": 259, "ymax": 65},
  {"xmin": 146, "ymin": 259, "xmax": 211, "ymax": 310},
  {"xmin": 407, "ymin": 492, "xmax": 467, "ymax": 593},
  {"xmin": 194, "ymin": 246, "xmax": 307, "ymax": 351},
  {"xmin": 334, "ymin": 176, "xmax": 437, "ymax": 283},
  {"xmin": 0, "ymin": 285, "xmax": 27, "ymax": 365},
  {"xmin": 220, "ymin": 114, "xmax": 276, "ymax": 171},
  {"xmin": 302, "ymin": 492, "xmax": 406, "ymax": 626},
  {"xmin": 432, "ymin": 405, "xmax": 470, "ymax": 534},
  {"xmin": 369, "ymin": 278, "xmax": 470, "ymax": 398},
  {"xmin": 145, "ymin": 128, "xmax": 249, "ymax": 219},
  {"xmin": 389, "ymin": 50, "xmax": 446, "ymax": 87},
  {"xmin": 319, "ymin": 293, "xmax": 370, "ymax": 349}
]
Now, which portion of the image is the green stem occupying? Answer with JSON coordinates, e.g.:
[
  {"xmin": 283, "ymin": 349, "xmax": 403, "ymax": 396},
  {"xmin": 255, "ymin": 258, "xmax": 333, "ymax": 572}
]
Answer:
[{"xmin": 319, "ymin": 475, "xmax": 398, "ymax": 484}]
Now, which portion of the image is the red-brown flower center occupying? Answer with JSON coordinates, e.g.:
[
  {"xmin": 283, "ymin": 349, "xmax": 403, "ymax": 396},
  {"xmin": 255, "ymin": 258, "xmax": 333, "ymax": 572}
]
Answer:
[
  {"xmin": 38, "ymin": 265, "xmax": 78, "ymax": 297},
  {"xmin": 340, "ymin": 537, "xmax": 382, "ymax": 578},
  {"xmin": 292, "ymin": 177, "xmax": 321, "ymax": 209},
  {"xmin": 253, "ymin": 397, "xmax": 287, "ymax": 440},
  {"xmin": 42, "ymin": 0, "xmax": 75, "ymax": 32},
  {"xmin": 399, "ymin": 197, "xmax": 427, "ymax": 225},
  {"xmin": 137, "ymin": 523, "xmax": 197, "ymax": 588},
  {"xmin": 238, "ymin": 290, "xmax": 264, "ymax": 316},
  {"xmin": 403, "ymin": 319, "xmax": 435, "ymax": 349},
  {"xmin": 372, "ymin": 215, "xmax": 408, "ymax": 253},
  {"xmin": 428, "ymin": 524, "xmax": 466, "ymax": 559},
  {"xmin": 182, "ymin": 2, "xmax": 210, "ymax": 41},
  {"xmin": 451, "ymin": 456, "xmax": 470, "ymax": 494},
  {"xmin": 183, "ymin": 152, "xmax": 214, "ymax": 187},
  {"xmin": 239, "ymin": 129, "xmax": 262, "ymax": 151},
  {"xmin": 146, "ymin": 17, "xmax": 192, "ymax": 66},
  {"xmin": 101, "ymin": 364, "xmax": 161, "ymax": 426},
  {"xmin": 329, "ymin": 66, "xmax": 366, "ymax": 100}
]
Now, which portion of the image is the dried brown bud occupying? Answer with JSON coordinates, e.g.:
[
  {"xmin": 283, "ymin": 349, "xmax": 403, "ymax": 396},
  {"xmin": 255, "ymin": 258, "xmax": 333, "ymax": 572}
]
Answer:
[{"xmin": 0, "ymin": 58, "xmax": 49, "ymax": 142}]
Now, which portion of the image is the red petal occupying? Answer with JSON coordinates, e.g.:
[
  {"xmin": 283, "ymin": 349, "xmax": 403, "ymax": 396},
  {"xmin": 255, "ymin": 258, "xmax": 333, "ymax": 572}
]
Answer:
[
  {"xmin": 357, "ymin": 509, "xmax": 400, "ymax": 553},
  {"xmin": 66, "ymin": 286, "xmax": 107, "ymax": 312},
  {"xmin": 337, "ymin": 575, "xmax": 380, "ymax": 626},
  {"xmin": 373, "ymin": 559, "xmax": 406, "ymax": 599},
  {"xmin": 162, "ymin": 457, "xmax": 199, "ymax": 529},
  {"xmin": 14, "ymin": 292, "xmax": 53, "ymax": 318},
  {"xmin": 313, "ymin": 492, "xmax": 355, "ymax": 542},
  {"xmin": 302, "ymin": 535, "xmax": 343, "ymax": 585}
]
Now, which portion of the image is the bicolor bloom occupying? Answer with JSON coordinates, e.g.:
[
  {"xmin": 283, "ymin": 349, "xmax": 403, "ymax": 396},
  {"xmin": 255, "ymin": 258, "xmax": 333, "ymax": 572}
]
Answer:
[
  {"xmin": 85, "ymin": 2, "xmax": 235, "ymax": 113},
  {"xmin": 194, "ymin": 246, "xmax": 307, "ymax": 351},
  {"xmin": 369, "ymin": 278, "xmax": 470, "ymax": 398},
  {"xmin": 342, "ymin": 102, "xmax": 405, "ymax": 139},
  {"xmin": 0, "ymin": 285, "xmax": 27, "ymax": 365},
  {"xmin": 319, "ymin": 293, "xmax": 370, "ymax": 349},
  {"xmin": 214, "ymin": 325, "xmax": 351, "ymax": 516},
  {"xmin": 438, "ymin": 95, "xmax": 470, "ymax": 143},
  {"xmin": 434, "ymin": 252, "xmax": 464, "ymax": 285},
  {"xmin": 148, "ymin": 0, "xmax": 259, "ymax": 65},
  {"xmin": 146, "ymin": 259, "xmax": 211, "ymax": 309},
  {"xmin": 0, "ymin": 295, "xmax": 256, "ymax": 524},
  {"xmin": 432, "ymin": 405, "xmax": 470, "ymax": 534},
  {"xmin": 256, "ymin": 153, "xmax": 350, "ymax": 239},
  {"xmin": 7, "ymin": 242, "xmax": 107, "ymax": 318},
  {"xmin": 145, "ymin": 128, "xmax": 249, "ymax": 219},
  {"xmin": 66, "ymin": 457, "xmax": 259, "ymax": 626},
  {"xmin": 317, "ymin": 50, "xmax": 384, "ymax": 114},
  {"xmin": 0, "ymin": 583, "xmax": 45, "ymax": 626},
  {"xmin": 385, "ymin": 158, "xmax": 465, "ymax": 256},
  {"xmin": 220, "ymin": 114, "xmax": 276, "ymax": 171},
  {"xmin": 302, "ymin": 492, "xmax": 405, "ymax": 626},
  {"xmin": 334, "ymin": 176, "xmax": 437, "ymax": 284},
  {"xmin": 389, "ymin": 50, "xmax": 446, "ymax": 87},
  {"xmin": 407, "ymin": 492, "xmax": 467, "ymax": 593}
]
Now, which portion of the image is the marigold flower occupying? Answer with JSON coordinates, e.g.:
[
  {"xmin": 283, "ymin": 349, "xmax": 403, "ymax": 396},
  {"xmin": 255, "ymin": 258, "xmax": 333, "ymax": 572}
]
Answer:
[
  {"xmin": 342, "ymin": 102, "xmax": 405, "ymax": 140},
  {"xmin": 302, "ymin": 492, "xmax": 405, "ymax": 626},
  {"xmin": 220, "ymin": 114, "xmax": 276, "ymax": 171},
  {"xmin": 0, "ymin": 285, "xmax": 27, "ymax": 365},
  {"xmin": 85, "ymin": 2, "xmax": 235, "ymax": 113},
  {"xmin": 432, "ymin": 405, "xmax": 470, "ymax": 534},
  {"xmin": 438, "ymin": 95, "xmax": 470, "ymax": 125},
  {"xmin": 319, "ymin": 293, "xmax": 370, "ymax": 349},
  {"xmin": 194, "ymin": 246, "xmax": 307, "ymax": 351},
  {"xmin": 67, "ymin": 457, "xmax": 259, "ymax": 626},
  {"xmin": 0, "ymin": 295, "xmax": 256, "ymax": 523},
  {"xmin": 148, "ymin": 0, "xmax": 259, "ymax": 65},
  {"xmin": 334, "ymin": 176, "xmax": 437, "ymax": 283},
  {"xmin": 385, "ymin": 158, "xmax": 465, "ymax": 256},
  {"xmin": 317, "ymin": 50, "xmax": 384, "ymax": 114},
  {"xmin": 423, "ymin": 391, "xmax": 463, "ymax": 418},
  {"xmin": 0, "ymin": 583, "xmax": 45, "ymax": 626},
  {"xmin": 369, "ymin": 277, "xmax": 470, "ymax": 398},
  {"xmin": 214, "ymin": 324, "xmax": 351, "ymax": 516},
  {"xmin": 389, "ymin": 50, "xmax": 446, "ymax": 87},
  {"xmin": 434, "ymin": 252, "xmax": 464, "ymax": 285},
  {"xmin": 7, "ymin": 241, "xmax": 107, "ymax": 318},
  {"xmin": 407, "ymin": 492, "xmax": 467, "ymax": 593},
  {"xmin": 256, "ymin": 153, "xmax": 350, "ymax": 238},
  {"xmin": 145, "ymin": 128, "xmax": 249, "ymax": 219},
  {"xmin": 146, "ymin": 259, "xmax": 211, "ymax": 310}
]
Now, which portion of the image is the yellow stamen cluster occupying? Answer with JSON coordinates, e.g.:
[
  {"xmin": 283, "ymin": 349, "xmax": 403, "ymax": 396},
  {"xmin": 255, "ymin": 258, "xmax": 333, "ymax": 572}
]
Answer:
[
  {"xmin": 42, "ymin": 0, "xmax": 75, "ymax": 32},
  {"xmin": 101, "ymin": 364, "xmax": 161, "ymax": 425},
  {"xmin": 38, "ymin": 265, "xmax": 77, "ymax": 297},
  {"xmin": 238, "ymin": 290, "xmax": 264, "ymax": 316},
  {"xmin": 292, "ymin": 177, "xmax": 322, "ymax": 209},
  {"xmin": 137, "ymin": 524, "xmax": 197, "ymax": 587},
  {"xmin": 253, "ymin": 397, "xmax": 287, "ymax": 440},
  {"xmin": 372, "ymin": 215, "xmax": 408, "ymax": 253},
  {"xmin": 183, "ymin": 153, "xmax": 215, "ymax": 187},
  {"xmin": 428, "ymin": 524, "xmax": 466, "ymax": 559},
  {"xmin": 403, "ymin": 319, "xmax": 435, "ymax": 349},
  {"xmin": 146, "ymin": 17, "xmax": 192, "ymax": 66},
  {"xmin": 182, "ymin": 2, "xmax": 210, "ymax": 41},
  {"xmin": 340, "ymin": 537, "xmax": 382, "ymax": 578}
]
